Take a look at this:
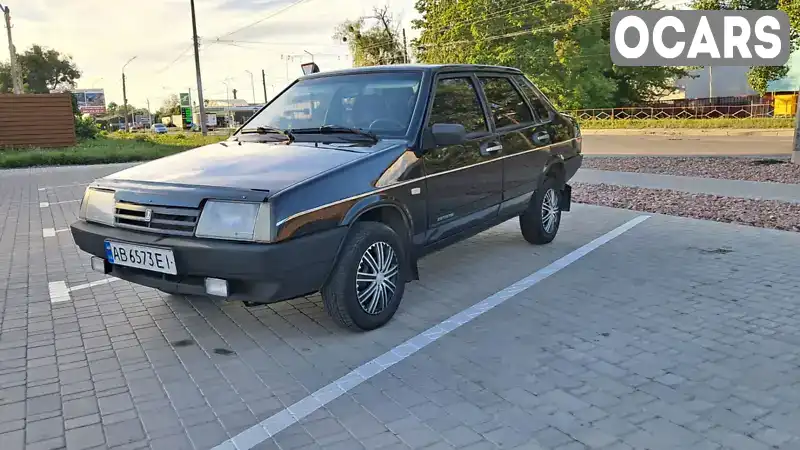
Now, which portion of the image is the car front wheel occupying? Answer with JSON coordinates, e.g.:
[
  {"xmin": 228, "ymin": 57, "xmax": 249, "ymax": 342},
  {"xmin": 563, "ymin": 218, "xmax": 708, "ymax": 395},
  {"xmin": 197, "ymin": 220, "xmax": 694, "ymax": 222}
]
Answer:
[
  {"xmin": 519, "ymin": 176, "xmax": 562, "ymax": 245},
  {"xmin": 321, "ymin": 222, "xmax": 407, "ymax": 331}
]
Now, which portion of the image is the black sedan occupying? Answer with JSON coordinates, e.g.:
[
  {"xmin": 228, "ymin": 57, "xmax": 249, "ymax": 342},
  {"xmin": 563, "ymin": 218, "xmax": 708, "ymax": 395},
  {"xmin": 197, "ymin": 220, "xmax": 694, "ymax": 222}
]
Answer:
[{"xmin": 71, "ymin": 64, "xmax": 583, "ymax": 331}]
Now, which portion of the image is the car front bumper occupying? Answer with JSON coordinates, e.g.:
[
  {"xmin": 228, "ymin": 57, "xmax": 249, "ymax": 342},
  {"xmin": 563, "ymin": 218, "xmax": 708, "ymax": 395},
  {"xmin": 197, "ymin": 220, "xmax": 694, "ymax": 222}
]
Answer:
[{"xmin": 70, "ymin": 220, "xmax": 347, "ymax": 303}]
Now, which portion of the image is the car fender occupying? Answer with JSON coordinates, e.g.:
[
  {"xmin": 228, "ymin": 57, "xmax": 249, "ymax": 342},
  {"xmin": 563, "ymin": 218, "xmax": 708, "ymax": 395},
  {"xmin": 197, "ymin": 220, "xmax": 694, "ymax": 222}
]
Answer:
[{"xmin": 322, "ymin": 195, "xmax": 418, "ymax": 286}]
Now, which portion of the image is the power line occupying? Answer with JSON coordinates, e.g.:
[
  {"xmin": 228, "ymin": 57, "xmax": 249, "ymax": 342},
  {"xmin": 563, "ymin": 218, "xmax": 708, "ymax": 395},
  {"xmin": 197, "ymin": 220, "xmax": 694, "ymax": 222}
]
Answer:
[{"xmin": 208, "ymin": 0, "xmax": 316, "ymax": 45}]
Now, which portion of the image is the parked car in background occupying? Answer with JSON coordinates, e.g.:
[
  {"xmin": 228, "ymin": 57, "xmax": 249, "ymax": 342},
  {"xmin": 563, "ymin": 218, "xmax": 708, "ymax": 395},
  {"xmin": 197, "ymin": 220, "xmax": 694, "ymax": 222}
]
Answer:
[
  {"xmin": 71, "ymin": 64, "xmax": 582, "ymax": 331},
  {"xmin": 151, "ymin": 123, "xmax": 168, "ymax": 134}
]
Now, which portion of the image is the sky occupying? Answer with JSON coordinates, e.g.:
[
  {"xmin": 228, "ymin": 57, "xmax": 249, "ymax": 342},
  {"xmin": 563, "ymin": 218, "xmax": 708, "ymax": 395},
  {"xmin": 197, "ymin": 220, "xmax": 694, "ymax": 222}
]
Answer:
[
  {"xmin": 7, "ymin": 0, "xmax": 699, "ymax": 111},
  {"xmin": 8, "ymin": 0, "xmax": 419, "ymax": 110}
]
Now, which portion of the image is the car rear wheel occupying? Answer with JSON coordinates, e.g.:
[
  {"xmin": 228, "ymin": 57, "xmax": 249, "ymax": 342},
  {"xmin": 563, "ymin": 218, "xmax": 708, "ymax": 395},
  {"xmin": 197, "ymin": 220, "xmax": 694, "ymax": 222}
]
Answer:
[
  {"xmin": 519, "ymin": 176, "xmax": 561, "ymax": 245},
  {"xmin": 321, "ymin": 222, "xmax": 407, "ymax": 331}
]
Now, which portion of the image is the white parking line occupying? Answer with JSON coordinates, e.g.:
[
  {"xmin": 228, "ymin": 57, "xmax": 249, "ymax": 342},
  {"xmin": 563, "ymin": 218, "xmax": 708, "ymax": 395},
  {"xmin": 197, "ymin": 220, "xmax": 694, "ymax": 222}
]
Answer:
[
  {"xmin": 42, "ymin": 228, "xmax": 70, "ymax": 237},
  {"xmin": 47, "ymin": 277, "xmax": 121, "ymax": 303},
  {"xmin": 38, "ymin": 181, "xmax": 90, "ymax": 191},
  {"xmin": 68, "ymin": 277, "xmax": 120, "ymax": 293},
  {"xmin": 39, "ymin": 199, "xmax": 80, "ymax": 208},
  {"xmin": 211, "ymin": 215, "xmax": 651, "ymax": 450},
  {"xmin": 48, "ymin": 281, "xmax": 71, "ymax": 303}
]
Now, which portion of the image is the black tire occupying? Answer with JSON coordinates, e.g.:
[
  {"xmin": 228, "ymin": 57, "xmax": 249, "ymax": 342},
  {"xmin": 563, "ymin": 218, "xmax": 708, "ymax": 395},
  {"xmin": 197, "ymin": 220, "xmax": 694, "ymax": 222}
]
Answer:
[
  {"xmin": 519, "ymin": 176, "xmax": 562, "ymax": 245},
  {"xmin": 321, "ymin": 221, "xmax": 407, "ymax": 331}
]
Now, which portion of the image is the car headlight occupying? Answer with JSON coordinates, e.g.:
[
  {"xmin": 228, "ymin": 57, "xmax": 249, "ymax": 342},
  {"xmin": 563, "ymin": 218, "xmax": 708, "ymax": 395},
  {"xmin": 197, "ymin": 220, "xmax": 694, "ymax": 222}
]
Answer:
[
  {"xmin": 78, "ymin": 187, "xmax": 116, "ymax": 226},
  {"xmin": 195, "ymin": 200, "xmax": 273, "ymax": 242}
]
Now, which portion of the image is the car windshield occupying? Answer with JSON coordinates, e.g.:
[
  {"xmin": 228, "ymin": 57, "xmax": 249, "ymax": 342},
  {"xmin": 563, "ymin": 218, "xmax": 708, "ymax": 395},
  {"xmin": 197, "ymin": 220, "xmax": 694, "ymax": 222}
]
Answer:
[{"xmin": 239, "ymin": 72, "xmax": 423, "ymax": 139}]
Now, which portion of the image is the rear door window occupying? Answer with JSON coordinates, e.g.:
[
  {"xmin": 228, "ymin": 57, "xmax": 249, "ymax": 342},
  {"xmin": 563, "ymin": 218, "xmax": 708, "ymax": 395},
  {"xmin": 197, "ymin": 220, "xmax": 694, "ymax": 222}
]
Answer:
[
  {"xmin": 513, "ymin": 75, "xmax": 553, "ymax": 122},
  {"xmin": 478, "ymin": 77, "xmax": 535, "ymax": 129}
]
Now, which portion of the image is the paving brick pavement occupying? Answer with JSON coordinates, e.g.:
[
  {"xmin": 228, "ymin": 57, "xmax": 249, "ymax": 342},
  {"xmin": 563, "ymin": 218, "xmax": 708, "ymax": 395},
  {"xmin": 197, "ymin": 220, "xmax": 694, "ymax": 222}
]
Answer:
[{"xmin": 1, "ymin": 164, "xmax": 799, "ymax": 450}]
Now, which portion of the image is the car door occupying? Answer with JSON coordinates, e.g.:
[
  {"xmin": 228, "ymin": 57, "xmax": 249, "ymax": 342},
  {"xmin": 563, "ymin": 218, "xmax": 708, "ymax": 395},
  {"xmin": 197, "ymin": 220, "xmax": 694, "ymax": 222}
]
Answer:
[
  {"xmin": 512, "ymin": 74, "xmax": 579, "ymax": 162},
  {"xmin": 476, "ymin": 74, "xmax": 550, "ymax": 217},
  {"xmin": 422, "ymin": 74, "xmax": 504, "ymax": 244}
]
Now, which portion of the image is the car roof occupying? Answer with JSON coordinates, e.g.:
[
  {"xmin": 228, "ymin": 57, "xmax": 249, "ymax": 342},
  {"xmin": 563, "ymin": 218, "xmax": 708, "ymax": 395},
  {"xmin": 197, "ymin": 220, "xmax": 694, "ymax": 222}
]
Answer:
[{"xmin": 297, "ymin": 64, "xmax": 523, "ymax": 81}]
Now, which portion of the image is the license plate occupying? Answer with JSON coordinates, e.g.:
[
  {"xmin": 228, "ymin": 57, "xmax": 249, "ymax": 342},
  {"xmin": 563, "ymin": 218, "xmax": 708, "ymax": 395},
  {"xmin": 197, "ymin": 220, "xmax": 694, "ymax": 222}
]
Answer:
[{"xmin": 104, "ymin": 240, "xmax": 177, "ymax": 275}]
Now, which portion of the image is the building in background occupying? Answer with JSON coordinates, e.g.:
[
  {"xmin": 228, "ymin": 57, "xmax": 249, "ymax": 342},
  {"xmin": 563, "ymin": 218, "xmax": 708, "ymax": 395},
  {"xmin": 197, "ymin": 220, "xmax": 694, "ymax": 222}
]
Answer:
[{"xmin": 674, "ymin": 50, "xmax": 800, "ymax": 99}]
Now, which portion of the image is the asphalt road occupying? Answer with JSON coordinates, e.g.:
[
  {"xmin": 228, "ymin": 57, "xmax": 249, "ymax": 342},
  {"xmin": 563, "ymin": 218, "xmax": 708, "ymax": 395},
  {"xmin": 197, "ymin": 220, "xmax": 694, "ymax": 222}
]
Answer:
[
  {"xmin": 2, "ymin": 163, "xmax": 800, "ymax": 450},
  {"xmin": 582, "ymin": 135, "xmax": 794, "ymax": 156}
]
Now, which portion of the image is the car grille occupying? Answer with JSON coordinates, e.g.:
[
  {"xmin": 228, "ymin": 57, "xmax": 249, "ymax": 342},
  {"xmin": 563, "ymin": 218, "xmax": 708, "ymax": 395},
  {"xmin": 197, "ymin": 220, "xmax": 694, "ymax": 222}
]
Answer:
[{"xmin": 114, "ymin": 201, "xmax": 200, "ymax": 237}]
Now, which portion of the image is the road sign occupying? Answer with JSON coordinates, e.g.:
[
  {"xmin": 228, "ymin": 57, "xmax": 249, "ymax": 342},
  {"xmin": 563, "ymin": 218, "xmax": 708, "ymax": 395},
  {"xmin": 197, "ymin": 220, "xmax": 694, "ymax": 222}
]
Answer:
[{"xmin": 179, "ymin": 93, "xmax": 191, "ymax": 107}]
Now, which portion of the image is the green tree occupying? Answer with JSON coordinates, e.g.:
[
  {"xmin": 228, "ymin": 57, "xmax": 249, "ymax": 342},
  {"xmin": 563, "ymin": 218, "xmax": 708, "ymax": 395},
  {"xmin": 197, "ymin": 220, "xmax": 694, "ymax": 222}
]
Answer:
[
  {"xmin": 412, "ymin": 0, "xmax": 690, "ymax": 109},
  {"xmin": 0, "ymin": 44, "xmax": 81, "ymax": 93},
  {"xmin": 159, "ymin": 94, "xmax": 181, "ymax": 116},
  {"xmin": 691, "ymin": 0, "xmax": 799, "ymax": 94},
  {"xmin": 107, "ymin": 101, "xmax": 119, "ymax": 115},
  {"xmin": 334, "ymin": 6, "xmax": 405, "ymax": 67}
]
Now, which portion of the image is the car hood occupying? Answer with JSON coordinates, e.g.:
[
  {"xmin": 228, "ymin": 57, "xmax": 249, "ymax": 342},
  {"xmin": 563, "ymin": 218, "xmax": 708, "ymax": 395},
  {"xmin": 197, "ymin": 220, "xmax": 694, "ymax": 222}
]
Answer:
[{"xmin": 103, "ymin": 139, "xmax": 405, "ymax": 193}]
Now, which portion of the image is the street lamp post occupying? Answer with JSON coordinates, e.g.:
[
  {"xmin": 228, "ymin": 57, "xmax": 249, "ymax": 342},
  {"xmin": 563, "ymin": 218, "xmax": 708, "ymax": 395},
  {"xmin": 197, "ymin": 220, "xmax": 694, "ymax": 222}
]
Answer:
[
  {"xmin": 303, "ymin": 50, "xmax": 314, "ymax": 62},
  {"xmin": 222, "ymin": 79, "xmax": 231, "ymax": 127},
  {"xmin": 121, "ymin": 56, "xmax": 137, "ymax": 132},
  {"xmin": 0, "ymin": 3, "xmax": 23, "ymax": 94},
  {"xmin": 245, "ymin": 70, "xmax": 256, "ymax": 104}
]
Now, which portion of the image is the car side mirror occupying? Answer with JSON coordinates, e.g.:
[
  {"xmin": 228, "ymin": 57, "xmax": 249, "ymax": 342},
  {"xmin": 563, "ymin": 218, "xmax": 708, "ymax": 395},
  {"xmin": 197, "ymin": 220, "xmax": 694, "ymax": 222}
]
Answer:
[{"xmin": 422, "ymin": 123, "xmax": 467, "ymax": 152}]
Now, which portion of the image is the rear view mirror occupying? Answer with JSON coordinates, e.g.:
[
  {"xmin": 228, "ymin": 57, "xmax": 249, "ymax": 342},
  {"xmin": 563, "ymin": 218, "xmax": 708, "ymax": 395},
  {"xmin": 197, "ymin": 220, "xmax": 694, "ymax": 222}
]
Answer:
[{"xmin": 431, "ymin": 123, "xmax": 466, "ymax": 146}]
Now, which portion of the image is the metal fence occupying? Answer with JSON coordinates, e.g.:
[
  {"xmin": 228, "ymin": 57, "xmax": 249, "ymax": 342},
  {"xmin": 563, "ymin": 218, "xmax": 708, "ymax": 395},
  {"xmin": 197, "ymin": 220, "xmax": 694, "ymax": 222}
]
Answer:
[{"xmin": 567, "ymin": 103, "xmax": 788, "ymax": 121}]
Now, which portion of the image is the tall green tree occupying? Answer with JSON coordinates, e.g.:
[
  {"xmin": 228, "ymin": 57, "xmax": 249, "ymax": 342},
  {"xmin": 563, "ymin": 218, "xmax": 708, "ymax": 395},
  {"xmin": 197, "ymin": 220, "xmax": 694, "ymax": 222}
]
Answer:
[
  {"xmin": 0, "ymin": 44, "xmax": 81, "ymax": 93},
  {"xmin": 691, "ymin": 0, "xmax": 799, "ymax": 94},
  {"xmin": 334, "ymin": 6, "xmax": 405, "ymax": 67},
  {"xmin": 412, "ymin": 0, "xmax": 690, "ymax": 109}
]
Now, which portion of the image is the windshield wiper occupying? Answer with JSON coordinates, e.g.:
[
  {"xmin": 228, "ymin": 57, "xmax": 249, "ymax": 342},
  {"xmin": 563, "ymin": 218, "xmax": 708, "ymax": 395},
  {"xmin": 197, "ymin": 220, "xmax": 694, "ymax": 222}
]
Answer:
[
  {"xmin": 290, "ymin": 125, "xmax": 379, "ymax": 143},
  {"xmin": 238, "ymin": 126, "xmax": 294, "ymax": 142}
]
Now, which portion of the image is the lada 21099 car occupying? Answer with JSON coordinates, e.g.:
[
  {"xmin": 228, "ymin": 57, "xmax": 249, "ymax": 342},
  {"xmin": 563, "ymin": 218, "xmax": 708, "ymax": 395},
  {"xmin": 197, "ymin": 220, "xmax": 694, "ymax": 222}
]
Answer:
[{"xmin": 71, "ymin": 64, "xmax": 583, "ymax": 331}]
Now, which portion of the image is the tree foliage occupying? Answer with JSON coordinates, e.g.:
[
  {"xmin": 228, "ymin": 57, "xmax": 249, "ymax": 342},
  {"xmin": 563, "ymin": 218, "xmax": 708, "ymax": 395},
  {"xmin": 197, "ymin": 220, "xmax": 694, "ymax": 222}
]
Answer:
[
  {"xmin": 411, "ymin": 0, "xmax": 691, "ymax": 109},
  {"xmin": 690, "ymin": 0, "xmax": 799, "ymax": 94},
  {"xmin": 159, "ymin": 94, "xmax": 181, "ymax": 116},
  {"xmin": 0, "ymin": 44, "xmax": 81, "ymax": 93},
  {"xmin": 334, "ymin": 6, "xmax": 406, "ymax": 67}
]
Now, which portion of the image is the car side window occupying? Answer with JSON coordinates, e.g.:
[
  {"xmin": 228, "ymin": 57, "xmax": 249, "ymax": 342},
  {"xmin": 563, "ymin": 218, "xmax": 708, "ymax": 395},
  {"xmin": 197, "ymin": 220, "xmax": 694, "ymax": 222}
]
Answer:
[
  {"xmin": 513, "ymin": 75, "xmax": 552, "ymax": 122},
  {"xmin": 428, "ymin": 77, "xmax": 487, "ymax": 134},
  {"xmin": 478, "ymin": 77, "xmax": 535, "ymax": 129}
]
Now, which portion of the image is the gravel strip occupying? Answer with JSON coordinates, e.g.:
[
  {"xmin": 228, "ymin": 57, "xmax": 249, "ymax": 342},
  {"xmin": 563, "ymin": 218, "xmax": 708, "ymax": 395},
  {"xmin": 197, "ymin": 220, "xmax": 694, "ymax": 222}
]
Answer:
[
  {"xmin": 583, "ymin": 156, "xmax": 800, "ymax": 184},
  {"xmin": 573, "ymin": 182, "xmax": 800, "ymax": 232}
]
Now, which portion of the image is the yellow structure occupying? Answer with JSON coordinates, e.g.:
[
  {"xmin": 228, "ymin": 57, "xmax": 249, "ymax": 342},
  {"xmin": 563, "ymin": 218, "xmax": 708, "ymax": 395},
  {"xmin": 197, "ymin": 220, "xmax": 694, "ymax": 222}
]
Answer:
[{"xmin": 774, "ymin": 93, "xmax": 798, "ymax": 116}]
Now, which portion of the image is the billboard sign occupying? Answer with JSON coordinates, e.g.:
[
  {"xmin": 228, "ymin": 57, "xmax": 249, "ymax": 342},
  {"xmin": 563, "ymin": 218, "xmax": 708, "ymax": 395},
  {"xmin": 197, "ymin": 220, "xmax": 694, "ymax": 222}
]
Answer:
[
  {"xmin": 179, "ymin": 92, "xmax": 191, "ymax": 107},
  {"xmin": 73, "ymin": 89, "xmax": 106, "ymax": 115}
]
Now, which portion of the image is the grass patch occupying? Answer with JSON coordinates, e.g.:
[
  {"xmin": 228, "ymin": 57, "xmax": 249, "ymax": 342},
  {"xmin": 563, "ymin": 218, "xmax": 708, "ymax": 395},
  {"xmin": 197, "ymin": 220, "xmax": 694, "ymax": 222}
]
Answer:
[
  {"xmin": 578, "ymin": 117, "xmax": 795, "ymax": 129},
  {"xmin": 0, "ymin": 132, "xmax": 228, "ymax": 169}
]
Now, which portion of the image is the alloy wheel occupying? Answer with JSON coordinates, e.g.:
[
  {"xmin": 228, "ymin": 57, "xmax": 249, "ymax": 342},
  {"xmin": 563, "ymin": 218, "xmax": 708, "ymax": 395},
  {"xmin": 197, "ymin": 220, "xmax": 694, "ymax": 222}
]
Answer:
[
  {"xmin": 541, "ymin": 188, "xmax": 560, "ymax": 234},
  {"xmin": 355, "ymin": 241, "xmax": 399, "ymax": 315}
]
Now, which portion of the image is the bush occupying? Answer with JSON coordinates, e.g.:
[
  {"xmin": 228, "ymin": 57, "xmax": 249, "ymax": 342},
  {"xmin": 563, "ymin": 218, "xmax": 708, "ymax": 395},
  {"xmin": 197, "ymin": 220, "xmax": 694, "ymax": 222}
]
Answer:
[{"xmin": 74, "ymin": 115, "xmax": 100, "ymax": 139}]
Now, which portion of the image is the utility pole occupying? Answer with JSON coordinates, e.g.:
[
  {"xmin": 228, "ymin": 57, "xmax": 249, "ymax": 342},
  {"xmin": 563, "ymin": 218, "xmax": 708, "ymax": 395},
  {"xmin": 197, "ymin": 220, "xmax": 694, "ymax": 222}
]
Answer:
[
  {"xmin": 245, "ymin": 70, "xmax": 255, "ymax": 104},
  {"xmin": 261, "ymin": 69, "xmax": 268, "ymax": 103},
  {"xmin": 402, "ymin": 28, "xmax": 409, "ymax": 64},
  {"xmin": 792, "ymin": 90, "xmax": 800, "ymax": 164},
  {"xmin": 189, "ymin": 0, "xmax": 208, "ymax": 136},
  {"xmin": 1, "ymin": 4, "xmax": 23, "ymax": 94},
  {"xmin": 146, "ymin": 98, "xmax": 152, "ymax": 130},
  {"xmin": 121, "ymin": 56, "xmax": 137, "ymax": 132},
  {"xmin": 708, "ymin": 66, "xmax": 713, "ymax": 99}
]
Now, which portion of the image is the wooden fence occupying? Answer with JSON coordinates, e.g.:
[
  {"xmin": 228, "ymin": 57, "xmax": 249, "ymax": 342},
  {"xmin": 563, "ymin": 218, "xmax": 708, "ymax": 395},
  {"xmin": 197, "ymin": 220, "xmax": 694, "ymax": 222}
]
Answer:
[{"xmin": 0, "ymin": 93, "xmax": 76, "ymax": 148}]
